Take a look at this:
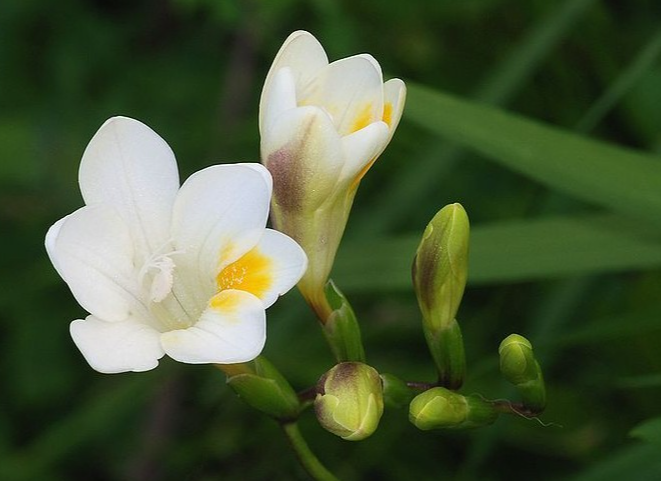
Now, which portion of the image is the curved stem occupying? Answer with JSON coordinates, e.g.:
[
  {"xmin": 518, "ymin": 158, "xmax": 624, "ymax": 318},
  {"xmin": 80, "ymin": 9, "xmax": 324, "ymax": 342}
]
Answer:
[{"xmin": 281, "ymin": 422, "xmax": 340, "ymax": 481}]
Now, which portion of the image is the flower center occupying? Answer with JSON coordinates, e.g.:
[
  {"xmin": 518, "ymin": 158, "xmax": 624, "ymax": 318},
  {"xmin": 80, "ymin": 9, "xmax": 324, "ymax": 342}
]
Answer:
[{"xmin": 139, "ymin": 246, "xmax": 196, "ymax": 331}]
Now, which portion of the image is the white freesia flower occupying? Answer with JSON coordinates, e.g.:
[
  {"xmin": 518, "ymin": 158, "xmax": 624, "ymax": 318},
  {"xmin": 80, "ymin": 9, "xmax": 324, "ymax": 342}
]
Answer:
[
  {"xmin": 259, "ymin": 30, "xmax": 405, "ymax": 317},
  {"xmin": 46, "ymin": 117, "xmax": 307, "ymax": 374}
]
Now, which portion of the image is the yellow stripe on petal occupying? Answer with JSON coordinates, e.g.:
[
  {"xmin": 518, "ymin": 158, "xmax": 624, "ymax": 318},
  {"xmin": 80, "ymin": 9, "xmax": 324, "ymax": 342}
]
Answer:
[
  {"xmin": 382, "ymin": 102, "xmax": 393, "ymax": 127},
  {"xmin": 209, "ymin": 290, "xmax": 242, "ymax": 312},
  {"xmin": 350, "ymin": 103, "xmax": 374, "ymax": 133},
  {"xmin": 217, "ymin": 247, "xmax": 273, "ymax": 300}
]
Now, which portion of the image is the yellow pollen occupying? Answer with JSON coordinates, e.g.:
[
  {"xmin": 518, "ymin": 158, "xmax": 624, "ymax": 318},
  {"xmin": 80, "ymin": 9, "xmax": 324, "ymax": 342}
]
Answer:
[
  {"xmin": 350, "ymin": 103, "xmax": 374, "ymax": 133},
  {"xmin": 382, "ymin": 102, "xmax": 393, "ymax": 127},
  {"xmin": 216, "ymin": 247, "xmax": 273, "ymax": 299}
]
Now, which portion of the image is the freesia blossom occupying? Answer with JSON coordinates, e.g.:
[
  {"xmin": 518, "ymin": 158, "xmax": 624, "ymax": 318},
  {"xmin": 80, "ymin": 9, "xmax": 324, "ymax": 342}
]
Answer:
[
  {"xmin": 46, "ymin": 117, "xmax": 307, "ymax": 373},
  {"xmin": 259, "ymin": 31, "xmax": 406, "ymax": 318}
]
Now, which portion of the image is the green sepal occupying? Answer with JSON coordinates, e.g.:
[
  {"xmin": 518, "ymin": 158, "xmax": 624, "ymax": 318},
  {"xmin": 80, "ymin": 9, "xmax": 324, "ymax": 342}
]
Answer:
[
  {"xmin": 513, "ymin": 362, "xmax": 546, "ymax": 413},
  {"xmin": 226, "ymin": 357, "xmax": 300, "ymax": 421},
  {"xmin": 424, "ymin": 318, "xmax": 466, "ymax": 389},
  {"xmin": 380, "ymin": 373, "xmax": 415, "ymax": 409},
  {"xmin": 322, "ymin": 279, "xmax": 366, "ymax": 363}
]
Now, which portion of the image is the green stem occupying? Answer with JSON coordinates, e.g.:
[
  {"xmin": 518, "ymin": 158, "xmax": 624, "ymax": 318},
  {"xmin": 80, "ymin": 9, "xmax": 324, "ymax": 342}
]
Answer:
[{"xmin": 281, "ymin": 422, "xmax": 340, "ymax": 481}]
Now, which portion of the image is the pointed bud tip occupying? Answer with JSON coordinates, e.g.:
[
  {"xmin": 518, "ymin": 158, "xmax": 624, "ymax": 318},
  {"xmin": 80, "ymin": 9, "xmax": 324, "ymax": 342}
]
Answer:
[{"xmin": 499, "ymin": 333, "xmax": 538, "ymax": 386}]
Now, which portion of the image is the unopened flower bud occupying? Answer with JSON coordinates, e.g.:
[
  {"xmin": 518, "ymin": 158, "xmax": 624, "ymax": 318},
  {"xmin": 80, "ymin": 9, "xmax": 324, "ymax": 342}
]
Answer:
[
  {"xmin": 499, "ymin": 334, "xmax": 546, "ymax": 412},
  {"xmin": 409, "ymin": 387, "xmax": 497, "ymax": 431},
  {"xmin": 412, "ymin": 204, "xmax": 469, "ymax": 388},
  {"xmin": 413, "ymin": 203, "xmax": 469, "ymax": 332},
  {"xmin": 315, "ymin": 362, "xmax": 384, "ymax": 441},
  {"xmin": 260, "ymin": 31, "xmax": 406, "ymax": 320},
  {"xmin": 225, "ymin": 357, "xmax": 300, "ymax": 421}
]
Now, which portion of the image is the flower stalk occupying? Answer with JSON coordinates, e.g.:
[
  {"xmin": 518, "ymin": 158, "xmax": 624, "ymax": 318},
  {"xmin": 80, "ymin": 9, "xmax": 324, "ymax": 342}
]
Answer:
[{"xmin": 282, "ymin": 422, "xmax": 340, "ymax": 481}]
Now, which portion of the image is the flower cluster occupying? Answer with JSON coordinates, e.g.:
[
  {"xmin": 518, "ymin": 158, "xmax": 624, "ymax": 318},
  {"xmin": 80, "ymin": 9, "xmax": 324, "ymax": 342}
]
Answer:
[{"xmin": 45, "ymin": 32, "xmax": 546, "ymax": 476}]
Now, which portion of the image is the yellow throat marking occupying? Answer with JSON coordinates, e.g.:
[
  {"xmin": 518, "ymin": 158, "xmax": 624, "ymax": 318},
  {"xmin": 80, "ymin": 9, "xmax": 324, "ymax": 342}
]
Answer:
[{"xmin": 216, "ymin": 247, "xmax": 273, "ymax": 300}]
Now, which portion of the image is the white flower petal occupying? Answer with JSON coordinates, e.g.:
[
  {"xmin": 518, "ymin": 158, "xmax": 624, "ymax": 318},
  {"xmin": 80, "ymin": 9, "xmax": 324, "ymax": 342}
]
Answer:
[
  {"xmin": 45, "ymin": 215, "xmax": 68, "ymax": 278},
  {"xmin": 383, "ymin": 78, "xmax": 407, "ymax": 137},
  {"xmin": 235, "ymin": 161, "xmax": 273, "ymax": 192},
  {"xmin": 171, "ymin": 164, "xmax": 272, "ymax": 306},
  {"xmin": 161, "ymin": 289, "xmax": 266, "ymax": 364},
  {"xmin": 46, "ymin": 204, "xmax": 143, "ymax": 322},
  {"xmin": 70, "ymin": 315, "xmax": 164, "ymax": 374},
  {"xmin": 261, "ymin": 106, "xmax": 344, "ymax": 211},
  {"xmin": 79, "ymin": 116, "xmax": 180, "ymax": 261},
  {"xmin": 299, "ymin": 54, "xmax": 384, "ymax": 136},
  {"xmin": 217, "ymin": 228, "xmax": 307, "ymax": 308},
  {"xmin": 340, "ymin": 121, "xmax": 390, "ymax": 185},
  {"xmin": 260, "ymin": 67, "xmax": 298, "ymax": 136},
  {"xmin": 260, "ymin": 31, "xmax": 328, "ymax": 134}
]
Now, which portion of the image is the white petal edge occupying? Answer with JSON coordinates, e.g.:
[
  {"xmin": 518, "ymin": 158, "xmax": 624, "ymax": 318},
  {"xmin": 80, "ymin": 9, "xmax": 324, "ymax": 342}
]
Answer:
[
  {"xmin": 45, "ymin": 215, "xmax": 68, "ymax": 278},
  {"xmin": 47, "ymin": 204, "xmax": 143, "ymax": 322},
  {"xmin": 79, "ymin": 116, "xmax": 180, "ymax": 262},
  {"xmin": 171, "ymin": 164, "xmax": 272, "ymax": 307},
  {"xmin": 259, "ymin": 31, "xmax": 328, "ymax": 133},
  {"xmin": 383, "ymin": 78, "xmax": 407, "ymax": 139},
  {"xmin": 70, "ymin": 315, "xmax": 164, "ymax": 374},
  {"xmin": 299, "ymin": 54, "xmax": 384, "ymax": 136},
  {"xmin": 161, "ymin": 289, "xmax": 266, "ymax": 364},
  {"xmin": 260, "ymin": 67, "xmax": 298, "ymax": 137},
  {"xmin": 246, "ymin": 228, "xmax": 308, "ymax": 308},
  {"xmin": 339, "ymin": 121, "xmax": 390, "ymax": 185},
  {"xmin": 234, "ymin": 162, "xmax": 273, "ymax": 193}
]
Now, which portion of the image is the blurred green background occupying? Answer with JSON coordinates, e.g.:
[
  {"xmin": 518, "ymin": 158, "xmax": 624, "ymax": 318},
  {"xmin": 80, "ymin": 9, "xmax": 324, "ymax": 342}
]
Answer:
[{"xmin": 3, "ymin": 0, "xmax": 661, "ymax": 479}]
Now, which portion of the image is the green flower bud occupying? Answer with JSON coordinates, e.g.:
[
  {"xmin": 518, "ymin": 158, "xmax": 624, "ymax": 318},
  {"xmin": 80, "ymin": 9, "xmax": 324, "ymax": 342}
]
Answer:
[
  {"xmin": 322, "ymin": 280, "xmax": 366, "ymax": 363},
  {"xmin": 226, "ymin": 357, "xmax": 300, "ymax": 421},
  {"xmin": 499, "ymin": 334, "xmax": 546, "ymax": 412},
  {"xmin": 409, "ymin": 387, "xmax": 498, "ymax": 431},
  {"xmin": 413, "ymin": 203, "xmax": 469, "ymax": 332},
  {"xmin": 315, "ymin": 362, "xmax": 384, "ymax": 441},
  {"xmin": 412, "ymin": 204, "xmax": 469, "ymax": 388}
]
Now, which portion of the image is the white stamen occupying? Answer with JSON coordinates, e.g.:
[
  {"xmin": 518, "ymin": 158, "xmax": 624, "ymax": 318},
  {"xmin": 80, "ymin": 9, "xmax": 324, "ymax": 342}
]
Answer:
[{"xmin": 139, "ymin": 242, "xmax": 185, "ymax": 303}]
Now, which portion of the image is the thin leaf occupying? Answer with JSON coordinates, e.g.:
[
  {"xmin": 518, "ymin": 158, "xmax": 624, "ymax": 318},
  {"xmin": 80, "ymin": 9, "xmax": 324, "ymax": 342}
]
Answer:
[
  {"xmin": 615, "ymin": 374, "xmax": 661, "ymax": 390},
  {"xmin": 334, "ymin": 215, "xmax": 661, "ymax": 291},
  {"xmin": 569, "ymin": 443, "xmax": 661, "ymax": 481},
  {"xmin": 405, "ymin": 84, "xmax": 661, "ymax": 225},
  {"xmin": 354, "ymin": 0, "xmax": 598, "ymax": 235},
  {"xmin": 576, "ymin": 26, "xmax": 661, "ymax": 132},
  {"xmin": 630, "ymin": 417, "xmax": 661, "ymax": 446}
]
